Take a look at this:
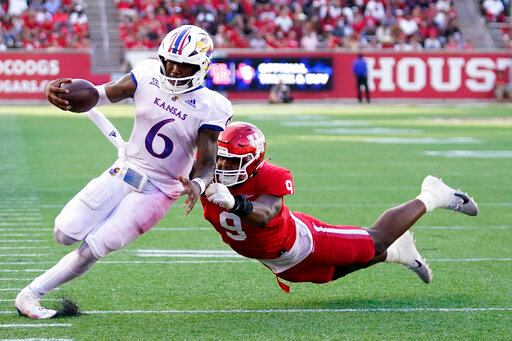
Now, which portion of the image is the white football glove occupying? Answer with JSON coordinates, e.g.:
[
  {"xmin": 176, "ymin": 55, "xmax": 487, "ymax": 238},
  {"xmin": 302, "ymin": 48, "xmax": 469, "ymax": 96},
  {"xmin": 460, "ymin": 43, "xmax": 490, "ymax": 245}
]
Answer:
[{"xmin": 205, "ymin": 183, "xmax": 235, "ymax": 209}]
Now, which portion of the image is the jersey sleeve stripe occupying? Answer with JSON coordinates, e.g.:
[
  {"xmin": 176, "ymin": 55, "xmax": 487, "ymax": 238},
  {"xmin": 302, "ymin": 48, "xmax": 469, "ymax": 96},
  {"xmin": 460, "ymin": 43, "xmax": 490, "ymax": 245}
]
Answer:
[
  {"xmin": 199, "ymin": 124, "xmax": 224, "ymax": 131},
  {"xmin": 130, "ymin": 72, "xmax": 138, "ymax": 90}
]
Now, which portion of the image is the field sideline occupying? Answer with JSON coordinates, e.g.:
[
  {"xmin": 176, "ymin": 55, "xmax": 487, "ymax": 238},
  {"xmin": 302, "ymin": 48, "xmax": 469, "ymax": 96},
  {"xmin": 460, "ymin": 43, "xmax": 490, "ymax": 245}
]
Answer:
[{"xmin": 0, "ymin": 103, "xmax": 511, "ymax": 340}]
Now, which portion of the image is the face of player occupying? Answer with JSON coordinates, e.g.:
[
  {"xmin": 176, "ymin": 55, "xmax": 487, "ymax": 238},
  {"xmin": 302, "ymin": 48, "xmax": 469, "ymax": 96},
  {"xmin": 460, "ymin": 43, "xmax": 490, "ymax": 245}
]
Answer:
[
  {"xmin": 215, "ymin": 155, "xmax": 248, "ymax": 186},
  {"xmin": 164, "ymin": 60, "xmax": 200, "ymax": 85},
  {"xmin": 216, "ymin": 156, "xmax": 242, "ymax": 171}
]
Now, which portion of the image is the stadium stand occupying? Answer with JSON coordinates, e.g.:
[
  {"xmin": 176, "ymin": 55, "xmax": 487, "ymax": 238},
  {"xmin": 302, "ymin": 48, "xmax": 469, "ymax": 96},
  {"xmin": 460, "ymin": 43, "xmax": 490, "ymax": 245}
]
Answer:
[
  {"xmin": 0, "ymin": 0, "xmax": 91, "ymax": 49},
  {"xmin": 480, "ymin": 0, "xmax": 512, "ymax": 48},
  {"xmin": 114, "ymin": 0, "xmax": 469, "ymax": 51}
]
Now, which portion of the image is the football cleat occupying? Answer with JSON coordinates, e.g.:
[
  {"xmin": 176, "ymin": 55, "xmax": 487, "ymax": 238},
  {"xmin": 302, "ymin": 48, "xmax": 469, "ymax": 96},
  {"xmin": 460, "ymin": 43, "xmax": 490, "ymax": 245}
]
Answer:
[
  {"xmin": 389, "ymin": 231, "xmax": 432, "ymax": 284},
  {"xmin": 421, "ymin": 175, "xmax": 479, "ymax": 216},
  {"xmin": 15, "ymin": 286, "xmax": 57, "ymax": 319}
]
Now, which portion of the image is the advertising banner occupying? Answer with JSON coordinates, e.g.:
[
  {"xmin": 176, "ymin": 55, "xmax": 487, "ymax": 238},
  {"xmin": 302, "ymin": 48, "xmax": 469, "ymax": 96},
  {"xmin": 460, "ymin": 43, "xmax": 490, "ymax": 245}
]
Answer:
[
  {"xmin": 218, "ymin": 51, "xmax": 512, "ymax": 100},
  {"xmin": 0, "ymin": 52, "xmax": 110, "ymax": 100},
  {"xmin": 206, "ymin": 57, "xmax": 333, "ymax": 91}
]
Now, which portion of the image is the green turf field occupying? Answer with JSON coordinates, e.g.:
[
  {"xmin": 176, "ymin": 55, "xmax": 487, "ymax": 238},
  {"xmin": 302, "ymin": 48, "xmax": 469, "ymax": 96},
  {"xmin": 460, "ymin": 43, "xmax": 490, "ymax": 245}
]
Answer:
[{"xmin": 0, "ymin": 103, "xmax": 511, "ymax": 340}]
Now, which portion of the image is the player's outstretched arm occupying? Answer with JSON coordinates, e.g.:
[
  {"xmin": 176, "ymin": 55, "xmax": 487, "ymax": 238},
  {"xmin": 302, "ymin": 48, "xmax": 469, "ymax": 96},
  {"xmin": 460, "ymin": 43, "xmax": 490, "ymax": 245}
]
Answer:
[
  {"xmin": 102, "ymin": 73, "xmax": 136, "ymax": 103},
  {"xmin": 179, "ymin": 128, "xmax": 220, "ymax": 215},
  {"xmin": 206, "ymin": 183, "xmax": 282, "ymax": 227}
]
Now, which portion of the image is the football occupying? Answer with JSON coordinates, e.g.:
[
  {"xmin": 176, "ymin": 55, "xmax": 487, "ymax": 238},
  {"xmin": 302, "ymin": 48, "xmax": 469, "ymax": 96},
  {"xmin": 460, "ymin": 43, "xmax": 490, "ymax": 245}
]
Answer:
[{"xmin": 58, "ymin": 79, "xmax": 99, "ymax": 113}]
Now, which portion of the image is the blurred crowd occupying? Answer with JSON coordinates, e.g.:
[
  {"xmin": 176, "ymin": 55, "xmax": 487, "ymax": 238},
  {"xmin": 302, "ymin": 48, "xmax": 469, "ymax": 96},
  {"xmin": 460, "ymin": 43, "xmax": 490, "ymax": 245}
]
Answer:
[
  {"xmin": 0, "ymin": 0, "xmax": 90, "ymax": 50},
  {"xmin": 2, "ymin": 0, "xmax": 512, "ymax": 51},
  {"xmin": 118, "ymin": 0, "xmax": 469, "ymax": 51},
  {"xmin": 480, "ymin": 0, "xmax": 512, "ymax": 48}
]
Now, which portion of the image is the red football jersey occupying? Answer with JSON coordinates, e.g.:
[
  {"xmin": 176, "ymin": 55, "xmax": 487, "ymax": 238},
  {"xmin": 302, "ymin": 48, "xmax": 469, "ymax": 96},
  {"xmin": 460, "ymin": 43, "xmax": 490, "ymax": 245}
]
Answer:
[{"xmin": 201, "ymin": 162, "xmax": 296, "ymax": 259}]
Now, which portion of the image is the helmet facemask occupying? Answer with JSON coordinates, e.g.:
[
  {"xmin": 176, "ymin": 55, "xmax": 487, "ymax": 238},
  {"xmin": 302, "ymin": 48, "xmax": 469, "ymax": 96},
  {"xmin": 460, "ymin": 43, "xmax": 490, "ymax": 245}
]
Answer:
[
  {"xmin": 215, "ymin": 147, "xmax": 260, "ymax": 187},
  {"xmin": 158, "ymin": 57, "xmax": 203, "ymax": 94}
]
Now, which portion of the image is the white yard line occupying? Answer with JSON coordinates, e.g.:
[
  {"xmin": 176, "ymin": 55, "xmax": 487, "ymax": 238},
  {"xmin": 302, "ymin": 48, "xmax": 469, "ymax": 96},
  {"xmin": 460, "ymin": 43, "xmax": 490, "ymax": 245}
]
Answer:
[
  {"xmin": 1, "ymin": 258, "xmax": 511, "ymax": 267},
  {"xmin": 0, "ymin": 247, "xmax": 50, "ymax": 250},
  {"xmin": 0, "ymin": 223, "xmax": 43, "ymax": 226},
  {"xmin": 0, "ymin": 212, "xmax": 43, "ymax": 216},
  {"xmin": 0, "ymin": 323, "xmax": 72, "ymax": 328},
  {"xmin": 152, "ymin": 227, "xmax": 211, "ymax": 231},
  {"xmin": 0, "ymin": 240, "xmax": 45, "ymax": 243},
  {"xmin": 0, "ymin": 254, "xmax": 49, "ymax": 257},
  {"xmin": 289, "ymin": 203, "xmax": 512, "ymax": 207},
  {"xmin": 0, "ymin": 234, "xmax": 43, "ymax": 237},
  {"xmin": 0, "ymin": 338, "xmax": 73, "ymax": 341},
  {"xmin": 0, "ymin": 308, "xmax": 510, "ymax": 315},
  {"xmin": 414, "ymin": 225, "xmax": 511, "ymax": 230},
  {"xmin": 0, "ymin": 299, "xmax": 58, "ymax": 302},
  {"xmin": 0, "ymin": 229, "xmax": 51, "ymax": 232},
  {"xmin": 434, "ymin": 258, "xmax": 512, "ymax": 262},
  {"xmin": 101, "ymin": 260, "xmax": 252, "ymax": 264},
  {"xmin": 0, "ymin": 269, "xmax": 47, "ymax": 272}
]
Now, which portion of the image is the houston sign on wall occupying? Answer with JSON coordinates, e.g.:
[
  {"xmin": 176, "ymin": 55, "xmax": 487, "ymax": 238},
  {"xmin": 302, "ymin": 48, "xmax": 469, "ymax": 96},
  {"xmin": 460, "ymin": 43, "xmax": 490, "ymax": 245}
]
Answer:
[
  {"xmin": 220, "ymin": 51, "xmax": 512, "ymax": 100},
  {"xmin": 0, "ymin": 51, "xmax": 110, "ymax": 100},
  {"xmin": 365, "ymin": 53, "xmax": 512, "ymax": 98}
]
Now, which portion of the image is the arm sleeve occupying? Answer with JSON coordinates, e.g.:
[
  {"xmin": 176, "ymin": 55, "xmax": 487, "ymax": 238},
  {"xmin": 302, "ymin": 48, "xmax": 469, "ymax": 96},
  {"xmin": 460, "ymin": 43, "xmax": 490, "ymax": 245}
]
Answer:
[
  {"xmin": 200, "ymin": 94, "xmax": 234, "ymax": 131},
  {"xmin": 129, "ymin": 59, "xmax": 158, "ymax": 93}
]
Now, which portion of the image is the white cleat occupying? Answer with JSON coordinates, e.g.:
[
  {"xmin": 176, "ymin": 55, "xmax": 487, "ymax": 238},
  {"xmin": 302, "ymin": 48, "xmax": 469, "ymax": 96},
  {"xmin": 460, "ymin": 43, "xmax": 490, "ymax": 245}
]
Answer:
[
  {"xmin": 390, "ymin": 231, "xmax": 432, "ymax": 284},
  {"xmin": 421, "ymin": 175, "xmax": 479, "ymax": 216},
  {"xmin": 15, "ymin": 286, "xmax": 57, "ymax": 319}
]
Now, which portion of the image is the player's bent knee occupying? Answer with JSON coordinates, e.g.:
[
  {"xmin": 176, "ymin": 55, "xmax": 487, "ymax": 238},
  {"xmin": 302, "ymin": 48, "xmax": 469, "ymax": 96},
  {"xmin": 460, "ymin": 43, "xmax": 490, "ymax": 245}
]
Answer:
[
  {"xmin": 366, "ymin": 229, "xmax": 388, "ymax": 255},
  {"xmin": 53, "ymin": 228, "xmax": 80, "ymax": 245},
  {"xmin": 85, "ymin": 222, "xmax": 130, "ymax": 259}
]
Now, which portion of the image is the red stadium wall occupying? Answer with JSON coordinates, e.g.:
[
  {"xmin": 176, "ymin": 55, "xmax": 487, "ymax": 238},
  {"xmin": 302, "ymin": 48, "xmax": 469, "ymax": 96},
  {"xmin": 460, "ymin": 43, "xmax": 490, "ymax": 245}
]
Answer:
[
  {"xmin": 0, "ymin": 52, "xmax": 110, "ymax": 100},
  {"xmin": 222, "ymin": 51, "xmax": 512, "ymax": 100},
  {"xmin": 1, "ymin": 50, "xmax": 511, "ymax": 101}
]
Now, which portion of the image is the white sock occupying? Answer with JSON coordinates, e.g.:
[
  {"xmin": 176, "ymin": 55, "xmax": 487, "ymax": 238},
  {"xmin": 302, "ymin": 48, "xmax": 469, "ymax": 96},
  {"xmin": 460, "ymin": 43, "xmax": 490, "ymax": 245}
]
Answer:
[
  {"xmin": 384, "ymin": 243, "xmax": 400, "ymax": 263},
  {"xmin": 29, "ymin": 250, "xmax": 96, "ymax": 297},
  {"xmin": 416, "ymin": 191, "xmax": 437, "ymax": 212}
]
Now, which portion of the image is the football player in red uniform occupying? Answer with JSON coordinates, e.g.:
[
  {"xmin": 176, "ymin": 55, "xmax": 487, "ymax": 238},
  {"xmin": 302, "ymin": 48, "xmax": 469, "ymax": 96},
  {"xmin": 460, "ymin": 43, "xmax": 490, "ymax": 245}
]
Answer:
[{"xmin": 201, "ymin": 122, "xmax": 479, "ymax": 291}]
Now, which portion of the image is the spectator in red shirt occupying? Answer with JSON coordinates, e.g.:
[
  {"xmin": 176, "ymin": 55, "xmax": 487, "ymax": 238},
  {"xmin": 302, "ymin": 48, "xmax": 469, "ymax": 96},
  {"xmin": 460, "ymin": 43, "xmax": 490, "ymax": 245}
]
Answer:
[
  {"xmin": 494, "ymin": 69, "xmax": 512, "ymax": 102},
  {"xmin": 284, "ymin": 30, "xmax": 300, "ymax": 48},
  {"xmin": 52, "ymin": 7, "xmax": 69, "ymax": 28}
]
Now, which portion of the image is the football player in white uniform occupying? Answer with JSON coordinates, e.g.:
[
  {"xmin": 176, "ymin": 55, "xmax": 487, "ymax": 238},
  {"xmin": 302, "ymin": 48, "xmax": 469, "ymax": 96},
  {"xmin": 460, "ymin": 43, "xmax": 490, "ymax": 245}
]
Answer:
[{"xmin": 15, "ymin": 25, "xmax": 233, "ymax": 319}]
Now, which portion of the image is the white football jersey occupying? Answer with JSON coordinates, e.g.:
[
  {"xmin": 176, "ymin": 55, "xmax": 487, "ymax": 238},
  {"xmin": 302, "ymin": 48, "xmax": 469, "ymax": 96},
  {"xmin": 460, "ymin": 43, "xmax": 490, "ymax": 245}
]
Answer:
[{"xmin": 125, "ymin": 59, "xmax": 233, "ymax": 196}]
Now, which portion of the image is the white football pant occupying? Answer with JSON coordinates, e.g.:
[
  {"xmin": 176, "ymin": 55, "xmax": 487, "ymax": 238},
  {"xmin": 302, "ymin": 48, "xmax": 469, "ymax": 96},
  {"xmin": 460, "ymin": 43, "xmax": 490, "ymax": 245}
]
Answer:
[{"xmin": 54, "ymin": 164, "xmax": 177, "ymax": 259}]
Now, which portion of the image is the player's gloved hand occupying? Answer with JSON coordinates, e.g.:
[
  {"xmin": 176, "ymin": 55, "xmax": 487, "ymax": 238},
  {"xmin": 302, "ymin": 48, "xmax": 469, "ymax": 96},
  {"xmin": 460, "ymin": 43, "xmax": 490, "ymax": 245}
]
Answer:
[{"xmin": 205, "ymin": 183, "xmax": 235, "ymax": 209}]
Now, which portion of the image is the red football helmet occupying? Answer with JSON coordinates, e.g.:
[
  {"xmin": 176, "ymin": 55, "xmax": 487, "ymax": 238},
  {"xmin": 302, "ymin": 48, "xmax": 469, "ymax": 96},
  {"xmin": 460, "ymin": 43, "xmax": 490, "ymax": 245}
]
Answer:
[{"xmin": 215, "ymin": 122, "xmax": 266, "ymax": 187}]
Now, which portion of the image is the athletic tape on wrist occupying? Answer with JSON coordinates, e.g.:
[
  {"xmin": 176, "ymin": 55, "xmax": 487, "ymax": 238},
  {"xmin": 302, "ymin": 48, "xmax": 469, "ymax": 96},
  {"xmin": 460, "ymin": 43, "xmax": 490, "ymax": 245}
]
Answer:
[
  {"xmin": 191, "ymin": 178, "xmax": 206, "ymax": 195},
  {"xmin": 230, "ymin": 194, "xmax": 253, "ymax": 216},
  {"xmin": 95, "ymin": 84, "xmax": 112, "ymax": 106}
]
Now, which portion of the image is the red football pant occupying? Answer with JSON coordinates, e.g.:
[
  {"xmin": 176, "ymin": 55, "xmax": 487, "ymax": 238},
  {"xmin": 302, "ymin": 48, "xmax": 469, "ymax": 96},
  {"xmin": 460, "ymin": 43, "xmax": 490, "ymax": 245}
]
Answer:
[{"xmin": 278, "ymin": 212, "xmax": 375, "ymax": 284}]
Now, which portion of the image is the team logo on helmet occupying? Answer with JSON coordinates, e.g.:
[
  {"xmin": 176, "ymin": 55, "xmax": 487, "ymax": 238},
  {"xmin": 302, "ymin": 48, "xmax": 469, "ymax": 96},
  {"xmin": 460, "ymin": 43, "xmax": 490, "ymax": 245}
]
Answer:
[
  {"xmin": 247, "ymin": 132, "xmax": 265, "ymax": 154},
  {"xmin": 196, "ymin": 37, "xmax": 214, "ymax": 58}
]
